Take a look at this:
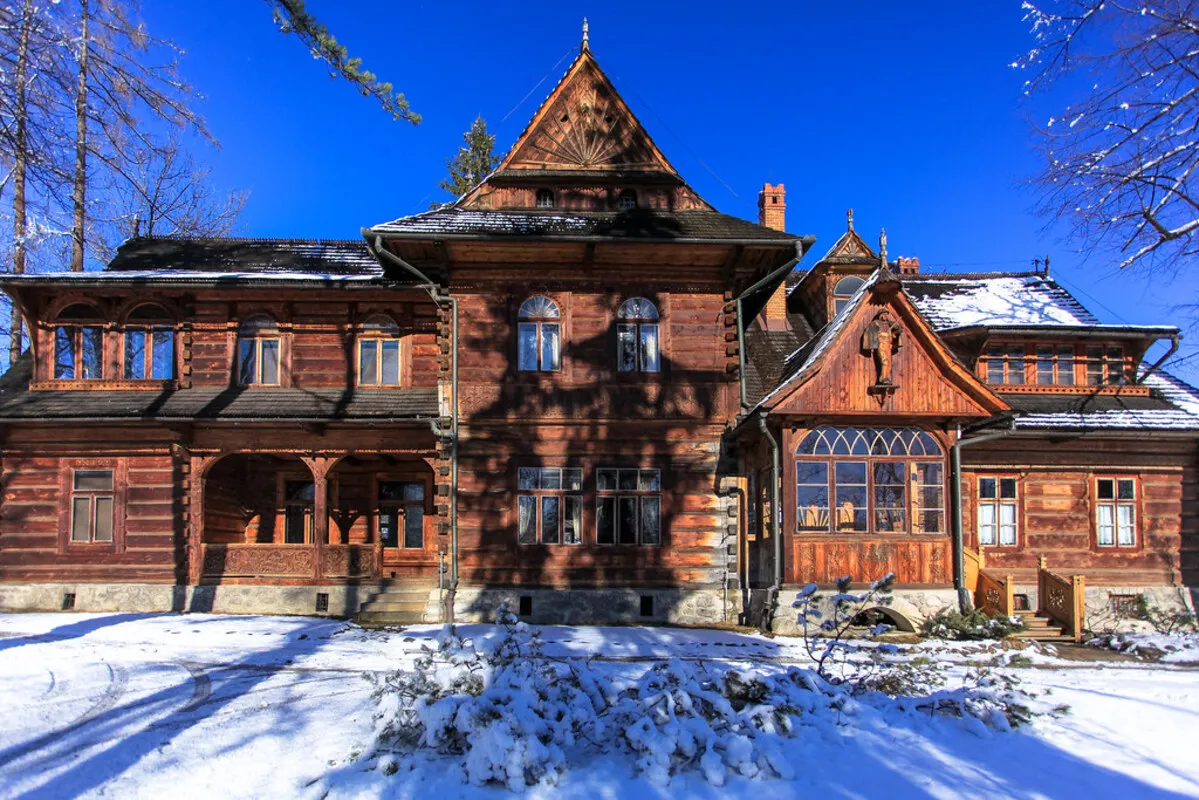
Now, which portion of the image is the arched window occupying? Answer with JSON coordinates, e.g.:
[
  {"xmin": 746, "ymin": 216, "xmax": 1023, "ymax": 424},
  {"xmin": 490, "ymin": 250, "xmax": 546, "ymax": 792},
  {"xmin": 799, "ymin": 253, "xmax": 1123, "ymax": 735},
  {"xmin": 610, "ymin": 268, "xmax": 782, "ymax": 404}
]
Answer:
[
  {"xmin": 618, "ymin": 189, "xmax": 638, "ymax": 210},
  {"xmin": 795, "ymin": 427, "xmax": 944, "ymax": 535},
  {"xmin": 833, "ymin": 276, "xmax": 866, "ymax": 314},
  {"xmin": 518, "ymin": 296, "xmax": 561, "ymax": 372},
  {"xmin": 616, "ymin": 297, "xmax": 660, "ymax": 373},
  {"xmin": 123, "ymin": 304, "xmax": 174, "ymax": 380},
  {"xmin": 54, "ymin": 303, "xmax": 104, "ymax": 380},
  {"xmin": 238, "ymin": 314, "xmax": 280, "ymax": 386},
  {"xmin": 535, "ymin": 189, "xmax": 555, "ymax": 209},
  {"xmin": 358, "ymin": 315, "xmax": 401, "ymax": 386}
]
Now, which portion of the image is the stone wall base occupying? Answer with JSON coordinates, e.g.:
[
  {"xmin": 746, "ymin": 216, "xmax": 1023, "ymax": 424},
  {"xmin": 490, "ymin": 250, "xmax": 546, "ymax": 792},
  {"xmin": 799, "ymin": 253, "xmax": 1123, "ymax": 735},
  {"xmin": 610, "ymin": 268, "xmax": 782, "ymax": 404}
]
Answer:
[
  {"xmin": 1012, "ymin": 584, "xmax": 1196, "ymax": 634},
  {"xmin": 749, "ymin": 586, "xmax": 961, "ymax": 636},
  {"xmin": 450, "ymin": 586, "xmax": 737, "ymax": 626},
  {"xmin": 0, "ymin": 582, "xmax": 380, "ymax": 618}
]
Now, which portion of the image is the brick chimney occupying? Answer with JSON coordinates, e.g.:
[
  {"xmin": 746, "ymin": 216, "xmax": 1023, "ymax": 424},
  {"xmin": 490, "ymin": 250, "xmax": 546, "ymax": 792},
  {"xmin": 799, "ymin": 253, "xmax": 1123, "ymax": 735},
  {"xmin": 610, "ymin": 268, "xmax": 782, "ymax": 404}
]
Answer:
[
  {"xmin": 758, "ymin": 183, "xmax": 786, "ymax": 231},
  {"xmin": 896, "ymin": 256, "xmax": 920, "ymax": 275}
]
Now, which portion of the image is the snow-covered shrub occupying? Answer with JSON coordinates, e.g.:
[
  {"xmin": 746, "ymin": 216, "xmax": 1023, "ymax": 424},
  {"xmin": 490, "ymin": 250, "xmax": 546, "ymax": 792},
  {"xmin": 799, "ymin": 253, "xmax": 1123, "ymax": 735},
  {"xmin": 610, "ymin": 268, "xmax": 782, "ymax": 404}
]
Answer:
[
  {"xmin": 368, "ymin": 594, "xmax": 1060, "ymax": 790},
  {"xmin": 1087, "ymin": 631, "xmax": 1199, "ymax": 664},
  {"xmin": 921, "ymin": 607, "xmax": 1025, "ymax": 641},
  {"xmin": 793, "ymin": 572, "xmax": 896, "ymax": 682}
]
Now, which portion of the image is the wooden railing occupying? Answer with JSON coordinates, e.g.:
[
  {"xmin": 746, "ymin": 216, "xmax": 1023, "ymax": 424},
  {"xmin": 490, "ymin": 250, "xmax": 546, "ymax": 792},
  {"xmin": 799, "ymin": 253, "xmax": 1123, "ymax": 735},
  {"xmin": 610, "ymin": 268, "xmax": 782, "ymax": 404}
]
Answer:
[
  {"xmin": 963, "ymin": 547, "xmax": 983, "ymax": 595},
  {"xmin": 1037, "ymin": 557, "xmax": 1086, "ymax": 642},
  {"xmin": 976, "ymin": 569, "xmax": 1014, "ymax": 617}
]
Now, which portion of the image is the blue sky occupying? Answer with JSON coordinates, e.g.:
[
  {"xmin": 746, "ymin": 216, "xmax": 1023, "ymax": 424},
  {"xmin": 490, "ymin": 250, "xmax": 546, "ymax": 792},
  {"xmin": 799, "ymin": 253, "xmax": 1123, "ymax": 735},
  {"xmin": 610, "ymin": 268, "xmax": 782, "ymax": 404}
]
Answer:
[{"xmin": 144, "ymin": 1, "xmax": 1198, "ymax": 381}]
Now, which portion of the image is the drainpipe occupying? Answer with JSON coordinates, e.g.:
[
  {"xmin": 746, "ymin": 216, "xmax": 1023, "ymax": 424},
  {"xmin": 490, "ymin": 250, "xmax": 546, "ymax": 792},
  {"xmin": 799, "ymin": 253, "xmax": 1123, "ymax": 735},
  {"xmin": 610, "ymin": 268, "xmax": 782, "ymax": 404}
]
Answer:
[
  {"xmin": 367, "ymin": 235, "xmax": 460, "ymax": 619},
  {"xmin": 757, "ymin": 413, "xmax": 782, "ymax": 629},
  {"xmin": 1137, "ymin": 333, "xmax": 1181, "ymax": 384},
  {"xmin": 735, "ymin": 241, "xmax": 805, "ymax": 411},
  {"xmin": 951, "ymin": 419, "xmax": 1017, "ymax": 612}
]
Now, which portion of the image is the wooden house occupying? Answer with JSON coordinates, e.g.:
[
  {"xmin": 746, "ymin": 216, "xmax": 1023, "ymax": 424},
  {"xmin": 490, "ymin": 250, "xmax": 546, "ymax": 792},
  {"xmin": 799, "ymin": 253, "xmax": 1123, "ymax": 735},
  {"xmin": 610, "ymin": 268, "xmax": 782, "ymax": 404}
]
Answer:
[{"xmin": 0, "ymin": 35, "xmax": 1195, "ymax": 633}]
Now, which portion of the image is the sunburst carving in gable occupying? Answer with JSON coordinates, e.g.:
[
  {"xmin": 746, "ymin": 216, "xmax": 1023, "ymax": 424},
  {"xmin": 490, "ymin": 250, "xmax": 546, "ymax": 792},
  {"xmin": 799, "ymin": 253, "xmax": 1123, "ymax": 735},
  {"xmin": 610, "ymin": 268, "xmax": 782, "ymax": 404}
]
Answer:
[{"xmin": 531, "ymin": 83, "xmax": 634, "ymax": 167}]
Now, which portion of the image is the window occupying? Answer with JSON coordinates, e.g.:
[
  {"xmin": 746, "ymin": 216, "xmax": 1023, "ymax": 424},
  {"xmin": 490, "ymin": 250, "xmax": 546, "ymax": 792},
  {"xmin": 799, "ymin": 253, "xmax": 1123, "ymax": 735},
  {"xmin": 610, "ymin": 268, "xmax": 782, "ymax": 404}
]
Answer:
[
  {"xmin": 978, "ymin": 477, "xmax": 1018, "ymax": 546},
  {"xmin": 358, "ymin": 315, "xmax": 401, "ymax": 387},
  {"xmin": 618, "ymin": 189, "xmax": 638, "ymax": 210},
  {"xmin": 833, "ymin": 276, "xmax": 866, "ymax": 314},
  {"xmin": 123, "ymin": 305, "xmax": 174, "ymax": 380},
  {"xmin": 1035, "ymin": 345, "xmax": 1074, "ymax": 386},
  {"xmin": 70, "ymin": 469, "xmax": 114, "ymax": 543},
  {"xmin": 282, "ymin": 480, "xmax": 314, "ymax": 544},
  {"xmin": 795, "ymin": 427, "xmax": 945, "ymax": 535},
  {"xmin": 517, "ymin": 467, "xmax": 582, "ymax": 545},
  {"xmin": 596, "ymin": 468, "xmax": 661, "ymax": 545},
  {"xmin": 54, "ymin": 303, "xmax": 104, "ymax": 380},
  {"xmin": 1086, "ymin": 346, "xmax": 1126, "ymax": 386},
  {"xmin": 616, "ymin": 297, "xmax": 660, "ymax": 373},
  {"xmin": 517, "ymin": 296, "xmax": 561, "ymax": 372},
  {"xmin": 238, "ymin": 314, "xmax": 281, "ymax": 386},
  {"xmin": 985, "ymin": 344, "xmax": 1026, "ymax": 384},
  {"xmin": 378, "ymin": 481, "xmax": 424, "ymax": 548},
  {"xmin": 536, "ymin": 189, "xmax": 555, "ymax": 208},
  {"xmin": 1096, "ymin": 477, "xmax": 1136, "ymax": 547}
]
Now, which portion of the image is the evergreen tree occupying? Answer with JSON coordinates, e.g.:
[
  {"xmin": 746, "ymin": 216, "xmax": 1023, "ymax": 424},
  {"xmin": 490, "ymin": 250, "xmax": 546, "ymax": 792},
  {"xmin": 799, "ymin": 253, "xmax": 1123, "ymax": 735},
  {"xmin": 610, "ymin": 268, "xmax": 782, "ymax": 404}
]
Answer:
[{"xmin": 437, "ymin": 116, "xmax": 498, "ymax": 201}]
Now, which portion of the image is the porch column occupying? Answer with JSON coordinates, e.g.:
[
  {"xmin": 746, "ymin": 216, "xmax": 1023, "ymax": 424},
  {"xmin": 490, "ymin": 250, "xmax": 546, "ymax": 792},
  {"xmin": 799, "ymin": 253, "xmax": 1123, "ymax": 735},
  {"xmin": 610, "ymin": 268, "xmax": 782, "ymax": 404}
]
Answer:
[
  {"xmin": 301, "ymin": 455, "xmax": 342, "ymax": 580},
  {"xmin": 187, "ymin": 454, "xmax": 222, "ymax": 584}
]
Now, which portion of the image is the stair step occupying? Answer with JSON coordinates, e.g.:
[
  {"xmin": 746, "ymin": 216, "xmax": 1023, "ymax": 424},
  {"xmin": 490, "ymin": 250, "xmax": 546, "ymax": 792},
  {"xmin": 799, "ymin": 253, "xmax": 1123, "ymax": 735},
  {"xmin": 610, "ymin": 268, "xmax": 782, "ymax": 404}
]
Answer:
[
  {"xmin": 359, "ymin": 599, "xmax": 429, "ymax": 613},
  {"xmin": 357, "ymin": 610, "xmax": 427, "ymax": 627}
]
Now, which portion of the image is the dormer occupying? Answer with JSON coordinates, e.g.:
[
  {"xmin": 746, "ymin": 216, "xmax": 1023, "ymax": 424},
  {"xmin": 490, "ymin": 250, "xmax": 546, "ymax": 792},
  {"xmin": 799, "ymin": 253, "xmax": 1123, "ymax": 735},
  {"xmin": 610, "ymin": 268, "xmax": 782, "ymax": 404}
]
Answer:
[{"xmin": 788, "ymin": 209, "xmax": 882, "ymax": 330}]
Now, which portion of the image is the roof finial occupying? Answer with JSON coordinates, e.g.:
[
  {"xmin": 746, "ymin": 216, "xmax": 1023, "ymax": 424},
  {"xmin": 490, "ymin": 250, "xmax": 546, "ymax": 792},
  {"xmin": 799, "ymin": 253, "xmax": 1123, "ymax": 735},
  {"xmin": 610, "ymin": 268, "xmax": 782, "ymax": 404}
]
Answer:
[
  {"xmin": 879, "ymin": 227, "xmax": 888, "ymax": 267},
  {"xmin": 582, "ymin": 18, "xmax": 589, "ymax": 51},
  {"xmin": 847, "ymin": 208, "xmax": 854, "ymax": 232}
]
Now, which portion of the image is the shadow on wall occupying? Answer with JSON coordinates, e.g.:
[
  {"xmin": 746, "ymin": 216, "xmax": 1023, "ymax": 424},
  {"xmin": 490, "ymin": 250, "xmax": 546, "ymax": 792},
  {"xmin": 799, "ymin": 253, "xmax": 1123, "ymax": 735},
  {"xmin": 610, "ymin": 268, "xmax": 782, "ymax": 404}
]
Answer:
[{"xmin": 456, "ymin": 290, "xmax": 732, "ymax": 624}]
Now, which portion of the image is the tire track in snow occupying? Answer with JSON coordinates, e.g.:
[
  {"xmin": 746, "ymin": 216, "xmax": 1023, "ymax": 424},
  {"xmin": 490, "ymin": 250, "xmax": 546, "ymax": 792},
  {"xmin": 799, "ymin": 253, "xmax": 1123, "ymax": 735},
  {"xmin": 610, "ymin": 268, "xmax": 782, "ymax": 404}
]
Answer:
[
  {"xmin": 174, "ymin": 660, "xmax": 212, "ymax": 712},
  {"xmin": 70, "ymin": 661, "xmax": 128, "ymax": 727}
]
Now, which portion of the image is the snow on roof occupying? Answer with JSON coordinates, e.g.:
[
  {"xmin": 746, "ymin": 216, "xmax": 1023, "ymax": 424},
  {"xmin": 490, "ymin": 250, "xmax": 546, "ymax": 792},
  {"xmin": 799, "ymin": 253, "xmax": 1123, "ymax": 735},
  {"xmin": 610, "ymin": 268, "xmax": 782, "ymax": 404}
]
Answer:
[
  {"xmin": 906, "ymin": 275, "xmax": 1099, "ymax": 330},
  {"xmin": 1, "ymin": 270, "xmax": 389, "ymax": 284},
  {"xmin": 1013, "ymin": 372, "xmax": 1199, "ymax": 432}
]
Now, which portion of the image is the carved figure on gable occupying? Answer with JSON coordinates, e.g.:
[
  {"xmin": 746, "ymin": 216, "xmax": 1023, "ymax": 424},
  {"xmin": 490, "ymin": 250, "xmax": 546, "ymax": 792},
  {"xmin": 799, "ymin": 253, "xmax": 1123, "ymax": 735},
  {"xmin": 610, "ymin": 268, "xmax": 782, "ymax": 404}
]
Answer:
[{"xmin": 862, "ymin": 310, "xmax": 903, "ymax": 386}]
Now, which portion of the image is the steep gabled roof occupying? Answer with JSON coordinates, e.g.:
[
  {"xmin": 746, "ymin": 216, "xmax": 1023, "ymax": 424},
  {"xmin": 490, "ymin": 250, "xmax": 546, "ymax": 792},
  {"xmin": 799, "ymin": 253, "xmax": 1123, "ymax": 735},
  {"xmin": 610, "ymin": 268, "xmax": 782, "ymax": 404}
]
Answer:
[
  {"xmin": 459, "ymin": 47, "xmax": 701, "ymax": 207},
  {"xmin": 903, "ymin": 272, "xmax": 1100, "ymax": 329}
]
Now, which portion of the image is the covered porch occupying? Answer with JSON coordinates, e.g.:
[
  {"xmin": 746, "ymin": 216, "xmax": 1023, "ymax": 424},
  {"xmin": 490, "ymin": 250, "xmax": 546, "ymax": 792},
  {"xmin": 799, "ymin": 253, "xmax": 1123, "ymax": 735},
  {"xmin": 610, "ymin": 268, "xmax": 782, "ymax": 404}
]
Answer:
[{"xmin": 187, "ymin": 451, "xmax": 443, "ymax": 585}]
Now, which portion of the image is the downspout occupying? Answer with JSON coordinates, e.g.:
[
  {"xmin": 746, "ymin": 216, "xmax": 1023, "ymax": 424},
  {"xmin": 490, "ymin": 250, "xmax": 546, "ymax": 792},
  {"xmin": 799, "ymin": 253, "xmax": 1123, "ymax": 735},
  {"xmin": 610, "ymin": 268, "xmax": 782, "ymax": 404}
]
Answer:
[
  {"xmin": 736, "ymin": 241, "xmax": 805, "ymax": 411},
  {"xmin": 1137, "ymin": 333, "xmax": 1181, "ymax": 384},
  {"xmin": 367, "ymin": 235, "xmax": 460, "ymax": 619},
  {"xmin": 950, "ymin": 419, "xmax": 1016, "ymax": 612},
  {"xmin": 757, "ymin": 413, "xmax": 782, "ymax": 629}
]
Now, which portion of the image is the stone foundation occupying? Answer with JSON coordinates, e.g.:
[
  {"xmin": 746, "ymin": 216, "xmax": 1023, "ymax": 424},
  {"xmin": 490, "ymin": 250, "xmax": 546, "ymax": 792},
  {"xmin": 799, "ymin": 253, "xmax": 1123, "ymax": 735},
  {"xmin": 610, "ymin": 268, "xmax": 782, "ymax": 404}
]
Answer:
[
  {"xmin": 1012, "ymin": 584, "xmax": 1197, "ymax": 634},
  {"xmin": 449, "ymin": 586, "xmax": 737, "ymax": 626},
  {"xmin": 749, "ymin": 586, "xmax": 960, "ymax": 635},
  {"xmin": 0, "ymin": 582, "xmax": 381, "ymax": 618}
]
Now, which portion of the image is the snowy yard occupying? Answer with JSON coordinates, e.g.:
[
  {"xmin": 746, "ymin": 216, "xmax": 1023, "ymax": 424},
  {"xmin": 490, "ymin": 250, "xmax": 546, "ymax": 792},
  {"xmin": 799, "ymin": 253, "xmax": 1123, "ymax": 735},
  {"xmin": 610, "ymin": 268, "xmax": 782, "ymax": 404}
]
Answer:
[{"xmin": 1, "ymin": 613, "xmax": 1198, "ymax": 799}]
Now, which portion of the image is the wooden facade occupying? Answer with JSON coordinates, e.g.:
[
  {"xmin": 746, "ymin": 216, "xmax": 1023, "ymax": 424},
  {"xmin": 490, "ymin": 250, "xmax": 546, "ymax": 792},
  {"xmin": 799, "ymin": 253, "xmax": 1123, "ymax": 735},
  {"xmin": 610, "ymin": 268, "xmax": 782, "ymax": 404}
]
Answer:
[{"xmin": 0, "ymin": 39, "xmax": 1196, "ymax": 625}]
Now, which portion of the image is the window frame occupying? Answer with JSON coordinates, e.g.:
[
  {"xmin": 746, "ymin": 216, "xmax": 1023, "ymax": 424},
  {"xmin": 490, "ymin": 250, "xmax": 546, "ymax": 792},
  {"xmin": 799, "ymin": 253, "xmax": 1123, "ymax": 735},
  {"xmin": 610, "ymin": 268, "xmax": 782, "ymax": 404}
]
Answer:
[
  {"xmin": 356, "ymin": 315, "xmax": 403, "ymax": 388},
  {"xmin": 377, "ymin": 479, "xmax": 427, "ymax": 549},
  {"xmin": 535, "ymin": 189, "xmax": 555, "ymax": 209},
  {"xmin": 52, "ymin": 303, "xmax": 106, "ymax": 382},
  {"xmin": 517, "ymin": 295, "xmax": 562, "ymax": 373},
  {"xmin": 793, "ymin": 427, "xmax": 947, "ymax": 536},
  {"xmin": 516, "ymin": 467, "xmax": 583, "ymax": 546},
  {"xmin": 1085, "ymin": 345, "xmax": 1127, "ymax": 386},
  {"xmin": 69, "ymin": 468, "xmax": 115, "ymax": 545},
  {"xmin": 616, "ymin": 297, "xmax": 660, "ymax": 373},
  {"xmin": 595, "ymin": 467, "xmax": 662, "ymax": 546},
  {"xmin": 1094, "ymin": 475, "xmax": 1139, "ymax": 549},
  {"xmin": 237, "ymin": 314, "xmax": 282, "ymax": 387},
  {"xmin": 618, "ymin": 189, "xmax": 638, "ymax": 210},
  {"xmin": 60, "ymin": 461, "xmax": 122, "ymax": 551},
  {"xmin": 976, "ymin": 475, "xmax": 1021, "ymax": 549},
  {"xmin": 832, "ymin": 276, "xmax": 866, "ymax": 315}
]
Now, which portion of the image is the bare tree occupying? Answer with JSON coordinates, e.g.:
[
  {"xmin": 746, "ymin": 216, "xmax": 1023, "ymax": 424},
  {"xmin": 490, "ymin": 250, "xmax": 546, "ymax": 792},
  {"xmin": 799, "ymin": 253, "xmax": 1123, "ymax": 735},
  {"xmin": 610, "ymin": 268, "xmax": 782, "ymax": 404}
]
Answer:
[
  {"xmin": 103, "ymin": 136, "xmax": 246, "ymax": 248},
  {"xmin": 1018, "ymin": 1, "xmax": 1199, "ymax": 273}
]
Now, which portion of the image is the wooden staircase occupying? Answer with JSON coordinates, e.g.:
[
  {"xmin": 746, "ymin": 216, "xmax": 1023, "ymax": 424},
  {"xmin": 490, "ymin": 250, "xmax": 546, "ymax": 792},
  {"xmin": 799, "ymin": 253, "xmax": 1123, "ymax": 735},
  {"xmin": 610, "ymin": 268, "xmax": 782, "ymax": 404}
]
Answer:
[
  {"xmin": 1013, "ymin": 610, "xmax": 1074, "ymax": 643},
  {"xmin": 356, "ymin": 583, "xmax": 439, "ymax": 627}
]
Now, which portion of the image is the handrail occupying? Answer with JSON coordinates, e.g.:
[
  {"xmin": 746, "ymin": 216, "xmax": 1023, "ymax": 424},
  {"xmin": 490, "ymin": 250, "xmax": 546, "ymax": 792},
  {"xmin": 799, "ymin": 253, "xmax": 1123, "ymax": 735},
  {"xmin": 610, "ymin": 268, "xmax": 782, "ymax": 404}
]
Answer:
[
  {"xmin": 1037, "ymin": 557, "xmax": 1086, "ymax": 642},
  {"xmin": 976, "ymin": 569, "xmax": 1014, "ymax": 617}
]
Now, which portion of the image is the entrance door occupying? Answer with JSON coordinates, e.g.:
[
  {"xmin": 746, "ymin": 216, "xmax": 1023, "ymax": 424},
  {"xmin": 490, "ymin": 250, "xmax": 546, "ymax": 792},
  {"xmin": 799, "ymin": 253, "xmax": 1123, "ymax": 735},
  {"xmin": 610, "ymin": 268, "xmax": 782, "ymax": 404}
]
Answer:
[
  {"xmin": 283, "ymin": 480, "xmax": 314, "ymax": 543},
  {"xmin": 378, "ymin": 481, "xmax": 425, "ymax": 549}
]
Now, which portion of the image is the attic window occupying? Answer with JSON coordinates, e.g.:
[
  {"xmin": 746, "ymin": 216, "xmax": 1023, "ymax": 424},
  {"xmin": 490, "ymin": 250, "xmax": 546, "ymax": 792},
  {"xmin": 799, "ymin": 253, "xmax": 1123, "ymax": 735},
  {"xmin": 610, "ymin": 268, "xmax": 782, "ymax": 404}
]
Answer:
[
  {"xmin": 618, "ymin": 190, "xmax": 638, "ymax": 210},
  {"xmin": 536, "ymin": 189, "xmax": 555, "ymax": 209},
  {"xmin": 833, "ymin": 276, "xmax": 866, "ymax": 314}
]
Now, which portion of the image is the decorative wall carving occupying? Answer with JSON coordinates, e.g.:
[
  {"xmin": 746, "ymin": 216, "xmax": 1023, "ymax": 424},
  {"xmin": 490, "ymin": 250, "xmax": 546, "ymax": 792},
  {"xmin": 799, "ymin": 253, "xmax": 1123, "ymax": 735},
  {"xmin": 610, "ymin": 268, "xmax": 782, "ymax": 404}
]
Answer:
[{"xmin": 201, "ymin": 544, "xmax": 314, "ymax": 578}]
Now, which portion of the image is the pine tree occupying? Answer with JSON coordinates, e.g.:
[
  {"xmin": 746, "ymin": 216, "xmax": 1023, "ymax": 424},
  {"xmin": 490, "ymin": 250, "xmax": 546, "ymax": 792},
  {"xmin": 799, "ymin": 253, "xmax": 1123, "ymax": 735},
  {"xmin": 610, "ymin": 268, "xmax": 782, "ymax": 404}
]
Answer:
[{"xmin": 437, "ymin": 116, "xmax": 498, "ymax": 201}]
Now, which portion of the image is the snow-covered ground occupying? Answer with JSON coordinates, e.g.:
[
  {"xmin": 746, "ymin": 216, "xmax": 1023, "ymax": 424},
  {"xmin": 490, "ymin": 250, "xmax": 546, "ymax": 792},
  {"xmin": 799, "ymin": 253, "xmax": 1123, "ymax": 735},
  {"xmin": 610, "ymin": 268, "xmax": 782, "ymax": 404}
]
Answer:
[{"xmin": 1, "ymin": 612, "xmax": 1198, "ymax": 799}]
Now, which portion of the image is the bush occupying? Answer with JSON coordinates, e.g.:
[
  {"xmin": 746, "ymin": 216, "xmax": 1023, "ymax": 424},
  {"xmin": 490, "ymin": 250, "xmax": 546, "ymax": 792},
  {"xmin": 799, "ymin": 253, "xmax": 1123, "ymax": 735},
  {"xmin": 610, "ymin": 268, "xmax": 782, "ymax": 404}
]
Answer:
[
  {"xmin": 366, "ymin": 599, "xmax": 1057, "ymax": 790},
  {"xmin": 1115, "ymin": 594, "xmax": 1198, "ymax": 635},
  {"xmin": 920, "ymin": 607, "xmax": 1025, "ymax": 641}
]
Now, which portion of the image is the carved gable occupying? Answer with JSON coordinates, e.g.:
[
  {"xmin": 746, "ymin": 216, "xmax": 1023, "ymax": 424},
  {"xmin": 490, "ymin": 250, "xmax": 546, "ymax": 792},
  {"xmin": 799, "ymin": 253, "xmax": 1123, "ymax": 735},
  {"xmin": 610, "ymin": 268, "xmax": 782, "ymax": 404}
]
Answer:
[{"xmin": 768, "ymin": 286, "xmax": 1007, "ymax": 419}]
